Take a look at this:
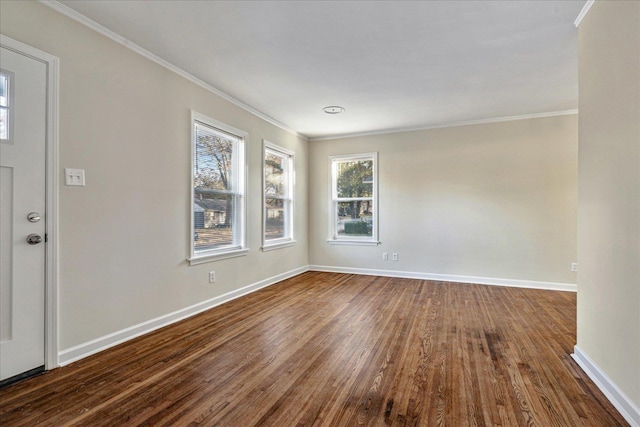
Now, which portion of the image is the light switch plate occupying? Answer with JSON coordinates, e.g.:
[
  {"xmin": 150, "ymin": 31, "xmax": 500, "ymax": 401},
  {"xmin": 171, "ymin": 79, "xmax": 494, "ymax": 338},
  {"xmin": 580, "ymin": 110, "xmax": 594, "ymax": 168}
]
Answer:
[{"xmin": 65, "ymin": 168, "xmax": 85, "ymax": 186}]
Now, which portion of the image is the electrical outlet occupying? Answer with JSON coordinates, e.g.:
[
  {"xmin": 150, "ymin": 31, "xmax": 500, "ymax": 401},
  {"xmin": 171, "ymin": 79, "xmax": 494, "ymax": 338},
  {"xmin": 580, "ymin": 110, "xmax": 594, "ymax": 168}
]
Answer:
[
  {"xmin": 209, "ymin": 271, "xmax": 216, "ymax": 283},
  {"xmin": 392, "ymin": 253, "xmax": 398, "ymax": 261},
  {"xmin": 571, "ymin": 263, "xmax": 578, "ymax": 272},
  {"xmin": 382, "ymin": 252, "xmax": 388, "ymax": 261}
]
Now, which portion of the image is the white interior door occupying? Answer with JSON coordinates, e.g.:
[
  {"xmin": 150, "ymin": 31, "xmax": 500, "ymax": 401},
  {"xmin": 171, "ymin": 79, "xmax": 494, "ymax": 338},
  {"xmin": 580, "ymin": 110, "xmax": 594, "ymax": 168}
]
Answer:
[{"xmin": 0, "ymin": 46, "xmax": 47, "ymax": 382}]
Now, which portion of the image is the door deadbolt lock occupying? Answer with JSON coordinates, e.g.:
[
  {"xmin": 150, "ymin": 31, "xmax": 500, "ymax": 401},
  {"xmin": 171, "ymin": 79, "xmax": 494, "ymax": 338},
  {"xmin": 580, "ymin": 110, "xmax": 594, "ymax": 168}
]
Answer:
[
  {"xmin": 27, "ymin": 212, "xmax": 41, "ymax": 223},
  {"xmin": 27, "ymin": 234, "xmax": 43, "ymax": 245}
]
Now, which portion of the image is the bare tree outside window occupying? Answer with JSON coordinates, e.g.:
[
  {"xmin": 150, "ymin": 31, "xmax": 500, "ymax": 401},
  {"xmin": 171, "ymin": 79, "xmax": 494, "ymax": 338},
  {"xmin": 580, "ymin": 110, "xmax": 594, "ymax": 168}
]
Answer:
[
  {"xmin": 193, "ymin": 121, "xmax": 242, "ymax": 252},
  {"xmin": 263, "ymin": 142, "xmax": 294, "ymax": 248},
  {"xmin": 265, "ymin": 153, "xmax": 285, "ymax": 239}
]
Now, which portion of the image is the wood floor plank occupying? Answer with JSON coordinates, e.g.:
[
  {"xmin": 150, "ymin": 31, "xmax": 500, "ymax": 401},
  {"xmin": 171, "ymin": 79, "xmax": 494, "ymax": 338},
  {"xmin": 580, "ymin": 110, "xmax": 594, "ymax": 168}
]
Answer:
[{"xmin": 0, "ymin": 272, "xmax": 630, "ymax": 426}]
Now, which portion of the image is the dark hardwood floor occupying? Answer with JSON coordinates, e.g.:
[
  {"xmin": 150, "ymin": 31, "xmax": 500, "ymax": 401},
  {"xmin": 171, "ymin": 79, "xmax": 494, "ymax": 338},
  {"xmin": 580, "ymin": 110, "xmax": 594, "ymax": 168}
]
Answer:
[{"xmin": 0, "ymin": 272, "xmax": 628, "ymax": 426}]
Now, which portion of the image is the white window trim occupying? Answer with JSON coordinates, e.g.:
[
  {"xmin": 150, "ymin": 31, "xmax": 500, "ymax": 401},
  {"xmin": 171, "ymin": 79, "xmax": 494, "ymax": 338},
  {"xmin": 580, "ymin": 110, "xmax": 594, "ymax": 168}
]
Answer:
[
  {"xmin": 189, "ymin": 111, "xmax": 248, "ymax": 265},
  {"xmin": 189, "ymin": 248, "xmax": 249, "ymax": 265},
  {"xmin": 327, "ymin": 152, "xmax": 380, "ymax": 246},
  {"xmin": 0, "ymin": 69, "xmax": 15, "ymax": 143},
  {"xmin": 262, "ymin": 140, "xmax": 296, "ymax": 251}
]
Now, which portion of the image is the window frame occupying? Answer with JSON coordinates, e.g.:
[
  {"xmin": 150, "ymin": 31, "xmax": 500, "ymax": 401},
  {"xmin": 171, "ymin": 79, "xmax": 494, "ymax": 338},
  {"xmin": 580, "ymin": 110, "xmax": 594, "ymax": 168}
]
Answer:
[
  {"xmin": 189, "ymin": 111, "xmax": 248, "ymax": 265},
  {"xmin": 328, "ymin": 152, "xmax": 380, "ymax": 246},
  {"xmin": 262, "ymin": 140, "xmax": 296, "ymax": 251},
  {"xmin": 0, "ymin": 69, "xmax": 15, "ymax": 143}
]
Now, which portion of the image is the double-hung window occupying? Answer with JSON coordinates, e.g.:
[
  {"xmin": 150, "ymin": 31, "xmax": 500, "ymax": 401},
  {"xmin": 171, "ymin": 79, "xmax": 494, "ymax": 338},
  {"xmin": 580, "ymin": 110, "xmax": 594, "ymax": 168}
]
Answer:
[
  {"xmin": 190, "ymin": 112, "xmax": 247, "ymax": 264},
  {"xmin": 263, "ymin": 141, "xmax": 295, "ymax": 250},
  {"xmin": 329, "ymin": 152, "xmax": 379, "ymax": 245}
]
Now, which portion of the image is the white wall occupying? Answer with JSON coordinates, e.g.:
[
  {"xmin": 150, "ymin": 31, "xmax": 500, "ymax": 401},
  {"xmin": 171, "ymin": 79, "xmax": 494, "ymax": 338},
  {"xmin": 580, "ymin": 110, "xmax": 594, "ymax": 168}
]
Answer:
[
  {"xmin": 309, "ymin": 115, "xmax": 578, "ymax": 287},
  {"xmin": 576, "ymin": 0, "xmax": 640, "ymax": 414},
  {"xmin": 0, "ymin": 1, "xmax": 309, "ymax": 352}
]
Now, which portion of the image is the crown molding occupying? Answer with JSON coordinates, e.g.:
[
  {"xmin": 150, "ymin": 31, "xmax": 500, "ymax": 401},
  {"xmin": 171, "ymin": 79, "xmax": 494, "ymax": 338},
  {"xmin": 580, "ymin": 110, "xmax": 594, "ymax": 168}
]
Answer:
[
  {"xmin": 37, "ymin": 0, "xmax": 580, "ymax": 143},
  {"xmin": 38, "ymin": 0, "xmax": 307, "ymax": 141},
  {"xmin": 309, "ymin": 109, "xmax": 578, "ymax": 142},
  {"xmin": 574, "ymin": 0, "xmax": 595, "ymax": 27}
]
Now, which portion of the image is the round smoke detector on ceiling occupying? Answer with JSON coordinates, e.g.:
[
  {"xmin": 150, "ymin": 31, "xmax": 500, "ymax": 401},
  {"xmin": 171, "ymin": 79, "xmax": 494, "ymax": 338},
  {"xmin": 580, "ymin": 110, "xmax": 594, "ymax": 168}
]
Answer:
[{"xmin": 323, "ymin": 106, "xmax": 345, "ymax": 114}]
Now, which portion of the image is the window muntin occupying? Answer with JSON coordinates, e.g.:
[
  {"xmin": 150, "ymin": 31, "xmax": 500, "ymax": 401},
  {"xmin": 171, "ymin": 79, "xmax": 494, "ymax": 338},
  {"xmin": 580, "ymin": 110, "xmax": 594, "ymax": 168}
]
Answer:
[
  {"xmin": 191, "ymin": 113, "xmax": 247, "ymax": 263},
  {"xmin": 330, "ymin": 153, "xmax": 378, "ymax": 244},
  {"xmin": 0, "ymin": 71, "xmax": 13, "ymax": 142},
  {"xmin": 263, "ymin": 141, "xmax": 294, "ymax": 249}
]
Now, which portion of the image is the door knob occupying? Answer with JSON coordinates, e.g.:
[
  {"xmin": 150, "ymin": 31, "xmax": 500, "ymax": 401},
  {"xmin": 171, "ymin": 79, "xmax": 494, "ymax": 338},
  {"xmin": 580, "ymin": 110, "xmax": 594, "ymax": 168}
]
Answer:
[{"xmin": 26, "ymin": 234, "xmax": 43, "ymax": 245}]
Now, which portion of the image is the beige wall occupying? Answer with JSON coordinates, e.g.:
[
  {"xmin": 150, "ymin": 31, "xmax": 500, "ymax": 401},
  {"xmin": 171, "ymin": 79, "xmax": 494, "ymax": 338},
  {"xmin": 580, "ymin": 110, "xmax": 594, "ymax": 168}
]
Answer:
[
  {"xmin": 309, "ymin": 115, "xmax": 578, "ymax": 285},
  {"xmin": 1, "ymin": 1, "xmax": 309, "ymax": 350},
  {"xmin": 2, "ymin": 1, "xmax": 581, "ymax": 365},
  {"xmin": 577, "ymin": 0, "xmax": 640, "ymax": 407}
]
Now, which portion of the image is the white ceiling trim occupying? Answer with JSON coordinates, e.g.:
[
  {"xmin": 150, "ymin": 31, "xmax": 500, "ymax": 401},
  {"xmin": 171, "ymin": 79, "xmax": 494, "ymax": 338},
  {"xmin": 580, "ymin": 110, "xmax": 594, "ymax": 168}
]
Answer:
[
  {"xmin": 39, "ymin": 0, "xmax": 307, "ymax": 140},
  {"xmin": 309, "ymin": 110, "xmax": 578, "ymax": 142},
  {"xmin": 39, "ymin": 0, "xmax": 581, "ymax": 142},
  {"xmin": 574, "ymin": 0, "xmax": 596, "ymax": 27}
]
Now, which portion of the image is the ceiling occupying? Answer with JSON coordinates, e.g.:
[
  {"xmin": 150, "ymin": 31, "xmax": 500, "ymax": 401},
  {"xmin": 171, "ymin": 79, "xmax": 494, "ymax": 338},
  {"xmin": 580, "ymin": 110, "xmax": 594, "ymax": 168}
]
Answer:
[{"xmin": 56, "ymin": 0, "xmax": 585, "ymax": 140}]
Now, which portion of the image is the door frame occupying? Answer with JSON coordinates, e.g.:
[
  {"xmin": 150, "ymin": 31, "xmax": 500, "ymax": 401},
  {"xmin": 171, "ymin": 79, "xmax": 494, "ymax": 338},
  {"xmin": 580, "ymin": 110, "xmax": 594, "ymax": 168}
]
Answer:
[{"xmin": 1, "ymin": 35, "xmax": 59, "ymax": 370}]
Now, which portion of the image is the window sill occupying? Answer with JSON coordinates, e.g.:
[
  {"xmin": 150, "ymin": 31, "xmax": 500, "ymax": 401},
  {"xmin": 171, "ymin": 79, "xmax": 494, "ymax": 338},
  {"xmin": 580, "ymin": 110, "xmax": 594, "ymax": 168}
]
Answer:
[
  {"xmin": 326, "ymin": 239, "xmax": 381, "ymax": 246},
  {"xmin": 262, "ymin": 240, "xmax": 297, "ymax": 252},
  {"xmin": 188, "ymin": 248, "xmax": 249, "ymax": 265}
]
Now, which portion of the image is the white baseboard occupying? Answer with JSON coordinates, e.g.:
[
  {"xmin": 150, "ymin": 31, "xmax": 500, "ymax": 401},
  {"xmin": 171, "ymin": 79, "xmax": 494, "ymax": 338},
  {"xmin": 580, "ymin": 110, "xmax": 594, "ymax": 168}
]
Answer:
[
  {"xmin": 572, "ymin": 346, "xmax": 640, "ymax": 427},
  {"xmin": 308, "ymin": 265, "xmax": 577, "ymax": 292},
  {"xmin": 58, "ymin": 266, "xmax": 309, "ymax": 366},
  {"xmin": 58, "ymin": 264, "xmax": 575, "ymax": 366}
]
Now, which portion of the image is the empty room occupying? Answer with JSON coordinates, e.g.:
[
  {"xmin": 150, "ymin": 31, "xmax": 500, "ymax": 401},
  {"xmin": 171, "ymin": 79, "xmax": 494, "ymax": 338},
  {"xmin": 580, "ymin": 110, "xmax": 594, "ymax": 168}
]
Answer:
[{"xmin": 0, "ymin": 0, "xmax": 638, "ymax": 426}]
